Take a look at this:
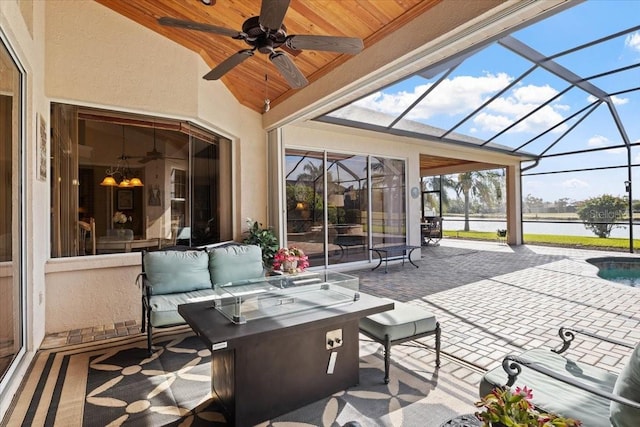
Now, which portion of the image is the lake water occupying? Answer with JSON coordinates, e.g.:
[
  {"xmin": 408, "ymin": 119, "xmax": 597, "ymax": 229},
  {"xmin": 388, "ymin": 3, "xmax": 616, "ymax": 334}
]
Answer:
[{"xmin": 442, "ymin": 217, "xmax": 635, "ymax": 239}]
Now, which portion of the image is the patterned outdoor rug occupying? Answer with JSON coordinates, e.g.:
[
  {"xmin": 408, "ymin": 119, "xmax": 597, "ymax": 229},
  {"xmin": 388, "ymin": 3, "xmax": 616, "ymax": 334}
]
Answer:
[{"xmin": 3, "ymin": 329, "xmax": 479, "ymax": 426}]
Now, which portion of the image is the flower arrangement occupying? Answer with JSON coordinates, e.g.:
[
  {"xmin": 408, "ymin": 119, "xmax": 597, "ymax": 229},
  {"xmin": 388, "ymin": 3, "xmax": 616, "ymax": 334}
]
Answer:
[
  {"xmin": 112, "ymin": 211, "xmax": 131, "ymax": 228},
  {"xmin": 273, "ymin": 246, "xmax": 309, "ymax": 273},
  {"xmin": 475, "ymin": 386, "xmax": 581, "ymax": 427}
]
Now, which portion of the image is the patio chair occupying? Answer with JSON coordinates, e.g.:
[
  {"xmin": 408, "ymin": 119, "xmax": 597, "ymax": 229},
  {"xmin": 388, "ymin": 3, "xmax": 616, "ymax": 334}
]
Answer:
[
  {"xmin": 78, "ymin": 218, "xmax": 96, "ymax": 255},
  {"xmin": 421, "ymin": 216, "xmax": 442, "ymax": 246},
  {"xmin": 479, "ymin": 326, "xmax": 640, "ymax": 427}
]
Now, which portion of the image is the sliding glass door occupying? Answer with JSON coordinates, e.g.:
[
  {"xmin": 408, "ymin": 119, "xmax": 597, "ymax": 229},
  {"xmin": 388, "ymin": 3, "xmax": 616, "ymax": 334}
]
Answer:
[
  {"xmin": 284, "ymin": 149, "xmax": 406, "ymax": 268},
  {"xmin": 0, "ymin": 36, "xmax": 24, "ymax": 391}
]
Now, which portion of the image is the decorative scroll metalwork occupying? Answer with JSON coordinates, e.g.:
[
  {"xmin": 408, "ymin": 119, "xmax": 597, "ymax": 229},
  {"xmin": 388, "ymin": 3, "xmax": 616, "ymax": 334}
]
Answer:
[
  {"xmin": 553, "ymin": 326, "xmax": 634, "ymax": 354},
  {"xmin": 503, "ymin": 355, "xmax": 524, "ymax": 387},
  {"xmin": 438, "ymin": 413, "xmax": 481, "ymax": 427},
  {"xmin": 552, "ymin": 326, "xmax": 576, "ymax": 354}
]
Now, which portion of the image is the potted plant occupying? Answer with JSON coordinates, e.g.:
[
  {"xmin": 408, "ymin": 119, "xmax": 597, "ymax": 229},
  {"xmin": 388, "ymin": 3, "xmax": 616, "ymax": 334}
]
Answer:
[
  {"xmin": 475, "ymin": 387, "xmax": 581, "ymax": 427},
  {"xmin": 242, "ymin": 218, "xmax": 279, "ymax": 268}
]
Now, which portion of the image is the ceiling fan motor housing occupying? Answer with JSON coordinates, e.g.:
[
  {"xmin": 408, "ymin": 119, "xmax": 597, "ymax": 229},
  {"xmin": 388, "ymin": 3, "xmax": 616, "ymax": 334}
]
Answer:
[{"xmin": 242, "ymin": 16, "xmax": 287, "ymax": 53}]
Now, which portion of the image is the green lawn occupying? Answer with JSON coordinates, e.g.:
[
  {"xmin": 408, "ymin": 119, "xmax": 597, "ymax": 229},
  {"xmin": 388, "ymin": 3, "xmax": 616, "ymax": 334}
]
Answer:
[{"xmin": 443, "ymin": 230, "xmax": 638, "ymax": 251}]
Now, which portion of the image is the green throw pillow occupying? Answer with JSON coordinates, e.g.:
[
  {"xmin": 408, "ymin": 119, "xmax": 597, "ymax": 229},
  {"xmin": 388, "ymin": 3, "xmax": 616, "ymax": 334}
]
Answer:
[{"xmin": 610, "ymin": 342, "xmax": 640, "ymax": 426}]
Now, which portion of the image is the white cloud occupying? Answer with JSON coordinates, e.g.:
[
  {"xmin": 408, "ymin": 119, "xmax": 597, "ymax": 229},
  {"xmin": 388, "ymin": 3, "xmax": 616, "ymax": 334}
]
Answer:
[
  {"xmin": 587, "ymin": 135, "xmax": 610, "ymax": 147},
  {"xmin": 355, "ymin": 73, "xmax": 513, "ymax": 120},
  {"xmin": 355, "ymin": 73, "xmax": 569, "ymax": 135},
  {"xmin": 587, "ymin": 94, "xmax": 629, "ymax": 105},
  {"xmin": 625, "ymin": 31, "xmax": 640, "ymax": 52},
  {"xmin": 561, "ymin": 178, "xmax": 589, "ymax": 189},
  {"xmin": 588, "ymin": 135, "xmax": 625, "ymax": 154},
  {"xmin": 512, "ymin": 84, "xmax": 558, "ymax": 104}
]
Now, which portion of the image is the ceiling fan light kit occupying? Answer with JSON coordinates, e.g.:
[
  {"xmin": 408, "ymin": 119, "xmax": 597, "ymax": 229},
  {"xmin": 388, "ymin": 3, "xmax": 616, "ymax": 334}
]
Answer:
[{"xmin": 158, "ymin": 0, "xmax": 363, "ymax": 91}]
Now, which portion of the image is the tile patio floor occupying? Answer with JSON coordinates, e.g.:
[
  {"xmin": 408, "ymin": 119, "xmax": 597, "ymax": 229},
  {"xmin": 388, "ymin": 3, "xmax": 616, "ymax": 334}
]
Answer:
[{"xmin": 42, "ymin": 238, "xmax": 640, "ymax": 396}]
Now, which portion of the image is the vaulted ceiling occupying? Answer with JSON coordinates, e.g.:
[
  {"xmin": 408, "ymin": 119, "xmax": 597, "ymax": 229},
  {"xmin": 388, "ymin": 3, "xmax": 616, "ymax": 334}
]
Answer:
[{"xmin": 94, "ymin": 0, "xmax": 441, "ymax": 113}]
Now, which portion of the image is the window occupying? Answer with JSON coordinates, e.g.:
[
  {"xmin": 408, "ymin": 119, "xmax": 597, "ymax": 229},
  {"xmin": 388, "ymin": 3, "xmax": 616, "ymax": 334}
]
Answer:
[{"xmin": 50, "ymin": 104, "xmax": 232, "ymax": 256}]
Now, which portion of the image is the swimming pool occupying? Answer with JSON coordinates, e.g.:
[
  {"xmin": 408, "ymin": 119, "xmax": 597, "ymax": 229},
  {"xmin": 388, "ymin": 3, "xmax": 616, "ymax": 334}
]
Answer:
[{"xmin": 587, "ymin": 257, "xmax": 640, "ymax": 287}]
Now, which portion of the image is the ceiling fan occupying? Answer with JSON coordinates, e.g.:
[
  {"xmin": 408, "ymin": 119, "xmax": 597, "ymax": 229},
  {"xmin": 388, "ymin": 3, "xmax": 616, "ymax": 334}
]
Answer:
[
  {"xmin": 138, "ymin": 129, "xmax": 183, "ymax": 164},
  {"xmin": 158, "ymin": 0, "xmax": 364, "ymax": 89}
]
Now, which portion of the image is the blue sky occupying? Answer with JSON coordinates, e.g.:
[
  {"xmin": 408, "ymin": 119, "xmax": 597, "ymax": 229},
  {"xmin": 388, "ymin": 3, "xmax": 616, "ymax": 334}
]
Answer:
[{"xmin": 340, "ymin": 0, "xmax": 640, "ymax": 203}]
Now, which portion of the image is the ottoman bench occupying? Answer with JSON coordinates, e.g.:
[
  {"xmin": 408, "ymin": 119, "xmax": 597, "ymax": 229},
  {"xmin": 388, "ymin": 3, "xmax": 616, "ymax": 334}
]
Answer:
[{"xmin": 359, "ymin": 299, "xmax": 441, "ymax": 383}]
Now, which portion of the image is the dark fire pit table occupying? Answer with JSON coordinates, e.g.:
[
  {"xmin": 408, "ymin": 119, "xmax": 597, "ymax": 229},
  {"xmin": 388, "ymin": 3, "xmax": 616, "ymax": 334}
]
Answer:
[{"xmin": 178, "ymin": 271, "xmax": 393, "ymax": 427}]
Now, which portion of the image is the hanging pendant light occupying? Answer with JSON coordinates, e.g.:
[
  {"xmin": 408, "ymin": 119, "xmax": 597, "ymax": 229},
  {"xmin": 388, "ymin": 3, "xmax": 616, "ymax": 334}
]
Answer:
[
  {"xmin": 99, "ymin": 175, "xmax": 117, "ymax": 186},
  {"xmin": 100, "ymin": 125, "xmax": 144, "ymax": 187}
]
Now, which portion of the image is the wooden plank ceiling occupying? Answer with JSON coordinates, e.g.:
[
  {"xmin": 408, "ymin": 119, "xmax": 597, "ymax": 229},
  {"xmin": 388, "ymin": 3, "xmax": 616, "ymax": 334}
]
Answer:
[{"xmin": 94, "ymin": 0, "xmax": 440, "ymax": 113}]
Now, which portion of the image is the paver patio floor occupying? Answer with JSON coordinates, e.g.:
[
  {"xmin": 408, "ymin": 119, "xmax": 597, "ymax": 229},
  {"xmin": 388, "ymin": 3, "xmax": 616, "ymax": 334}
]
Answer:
[{"xmin": 351, "ymin": 238, "xmax": 640, "ymax": 386}]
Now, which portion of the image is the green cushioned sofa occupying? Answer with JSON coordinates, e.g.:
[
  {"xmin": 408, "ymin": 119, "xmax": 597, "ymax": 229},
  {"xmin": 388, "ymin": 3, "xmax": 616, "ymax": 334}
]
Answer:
[
  {"xmin": 139, "ymin": 244, "xmax": 264, "ymax": 354},
  {"xmin": 480, "ymin": 327, "xmax": 640, "ymax": 427}
]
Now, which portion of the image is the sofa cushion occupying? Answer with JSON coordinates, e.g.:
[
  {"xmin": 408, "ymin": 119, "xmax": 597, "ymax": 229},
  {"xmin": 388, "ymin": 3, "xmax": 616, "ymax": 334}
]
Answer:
[
  {"xmin": 208, "ymin": 244, "xmax": 263, "ymax": 285},
  {"xmin": 148, "ymin": 288, "xmax": 216, "ymax": 327},
  {"xmin": 611, "ymin": 342, "xmax": 640, "ymax": 426},
  {"xmin": 480, "ymin": 348, "xmax": 617, "ymax": 426},
  {"xmin": 144, "ymin": 250, "xmax": 212, "ymax": 295},
  {"xmin": 359, "ymin": 300, "xmax": 437, "ymax": 342}
]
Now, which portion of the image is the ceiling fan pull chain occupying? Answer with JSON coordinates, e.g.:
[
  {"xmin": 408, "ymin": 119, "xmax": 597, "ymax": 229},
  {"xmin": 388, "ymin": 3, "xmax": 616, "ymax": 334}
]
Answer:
[{"xmin": 263, "ymin": 74, "xmax": 271, "ymax": 113}]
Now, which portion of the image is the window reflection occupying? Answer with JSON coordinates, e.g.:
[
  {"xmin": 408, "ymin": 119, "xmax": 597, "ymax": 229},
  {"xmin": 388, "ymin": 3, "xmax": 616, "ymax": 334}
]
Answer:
[{"xmin": 50, "ymin": 104, "xmax": 232, "ymax": 257}]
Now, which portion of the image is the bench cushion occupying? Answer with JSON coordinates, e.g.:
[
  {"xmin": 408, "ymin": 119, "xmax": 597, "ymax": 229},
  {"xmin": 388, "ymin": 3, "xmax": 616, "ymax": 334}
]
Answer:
[
  {"xmin": 360, "ymin": 300, "xmax": 437, "ymax": 342},
  {"xmin": 209, "ymin": 244, "xmax": 263, "ymax": 285},
  {"xmin": 144, "ymin": 250, "xmax": 212, "ymax": 295},
  {"xmin": 611, "ymin": 342, "xmax": 640, "ymax": 427},
  {"xmin": 148, "ymin": 288, "xmax": 216, "ymax": 327},
  {"xmin": 480, "ymin": 348, "xmax": 617, "ymax": 427}
]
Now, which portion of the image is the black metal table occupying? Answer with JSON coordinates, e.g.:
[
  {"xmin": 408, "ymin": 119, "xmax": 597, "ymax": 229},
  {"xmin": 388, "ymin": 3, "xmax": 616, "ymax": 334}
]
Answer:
[
  {"xmin": 439, "ymin": 414, "xmax": 481, "ymax": 427},
  {"xmin": 369, "ymin": 244, "xmax": 420, "ymax": 273}
]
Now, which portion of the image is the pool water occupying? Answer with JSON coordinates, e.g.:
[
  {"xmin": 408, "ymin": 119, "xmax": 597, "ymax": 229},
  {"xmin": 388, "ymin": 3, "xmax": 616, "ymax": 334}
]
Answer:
[{"xmin": 588, "ymin": 257, "xmax": 640, "ymax": 287}]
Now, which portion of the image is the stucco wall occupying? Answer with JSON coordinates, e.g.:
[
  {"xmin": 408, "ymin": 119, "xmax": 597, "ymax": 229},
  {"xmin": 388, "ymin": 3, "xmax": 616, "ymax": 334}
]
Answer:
[
  {"xmin": 42, "ymin": 0, "xmax": 266, "ymax": 334},
  {"xmin": 45, "ymin": 256, "xmax": 141, "ymax": 332},
  {"xmin": 283, "ymin": 121, "xmax": 523, "ymax": 249}
]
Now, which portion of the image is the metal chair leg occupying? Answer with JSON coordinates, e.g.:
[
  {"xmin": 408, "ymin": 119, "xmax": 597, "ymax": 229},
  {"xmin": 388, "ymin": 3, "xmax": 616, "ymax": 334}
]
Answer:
[
  {"xmin": 146, "ymin": 309, "xmax": 153, "ymax": 355},
  {"xmin": 435, "ymin": 322, "xmax": 441, "ymax": 367},
  {"xmin": 384, "ymin": 334, "xmax": 391, "ymax": 384}
]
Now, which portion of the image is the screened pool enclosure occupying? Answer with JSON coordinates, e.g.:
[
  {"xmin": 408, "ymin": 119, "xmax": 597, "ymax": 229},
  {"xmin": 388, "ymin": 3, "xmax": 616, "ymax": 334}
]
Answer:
[{"xmin": 316, "ymin": 0, "xmax": 640, "ymax": 251}]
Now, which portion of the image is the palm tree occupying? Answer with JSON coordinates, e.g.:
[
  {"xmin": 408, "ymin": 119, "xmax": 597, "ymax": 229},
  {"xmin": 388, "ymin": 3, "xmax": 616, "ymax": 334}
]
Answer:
[
  {"xmin": 422, "ymin": 175, "xmax": 457, "ymax": 215},
  {"xmin": 454, "ymin": 170, "xmax": 503, "ymax": 231}
]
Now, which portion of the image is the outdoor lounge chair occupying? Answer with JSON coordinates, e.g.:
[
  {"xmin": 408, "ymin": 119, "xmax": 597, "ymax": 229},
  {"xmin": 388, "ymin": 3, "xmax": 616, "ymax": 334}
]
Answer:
[
  {"xmin": 421, "ymin": 217, "xmax": 442, "ymax": 246},
  {"xmin": 479, "ymin": 326, "xmax": 640, "ymax": 427}
]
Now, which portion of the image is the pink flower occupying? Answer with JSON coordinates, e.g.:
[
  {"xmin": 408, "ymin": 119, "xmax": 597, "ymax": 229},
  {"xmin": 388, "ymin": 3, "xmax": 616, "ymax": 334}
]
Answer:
[
  {"xmin": 273, "ymin": 246, "xmax": 309, "ymax": 272},
  {"xmin": 515, "ymin": 386, "xmax": 533, "ymax": 400}
]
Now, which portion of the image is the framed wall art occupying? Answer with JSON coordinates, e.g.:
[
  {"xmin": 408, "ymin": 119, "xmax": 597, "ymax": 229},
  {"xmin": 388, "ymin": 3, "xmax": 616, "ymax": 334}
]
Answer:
[{"xmin": 117, "ymin": 190, "xmax": 134, "ymax": 210}]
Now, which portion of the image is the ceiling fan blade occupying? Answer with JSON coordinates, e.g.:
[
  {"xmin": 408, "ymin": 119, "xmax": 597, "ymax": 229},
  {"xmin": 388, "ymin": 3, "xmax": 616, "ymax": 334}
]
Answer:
[
  {"xmin": 158, "ymin": 17, "xmax": 240, "ymax": 38},
  {"xmin": 259, "ymin": 0, "xmax": 290, "ymax": 31},
  {"xmin": 203, "ymin": 50, "xmax": 254, "ymax": 80},
  {"xmin": 286, "ymin": 35, "xmax": 364, "ymax": 54},
  {"xmin": 269, "ymin": 51, "xmax": 308, "ymax": 89}
]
